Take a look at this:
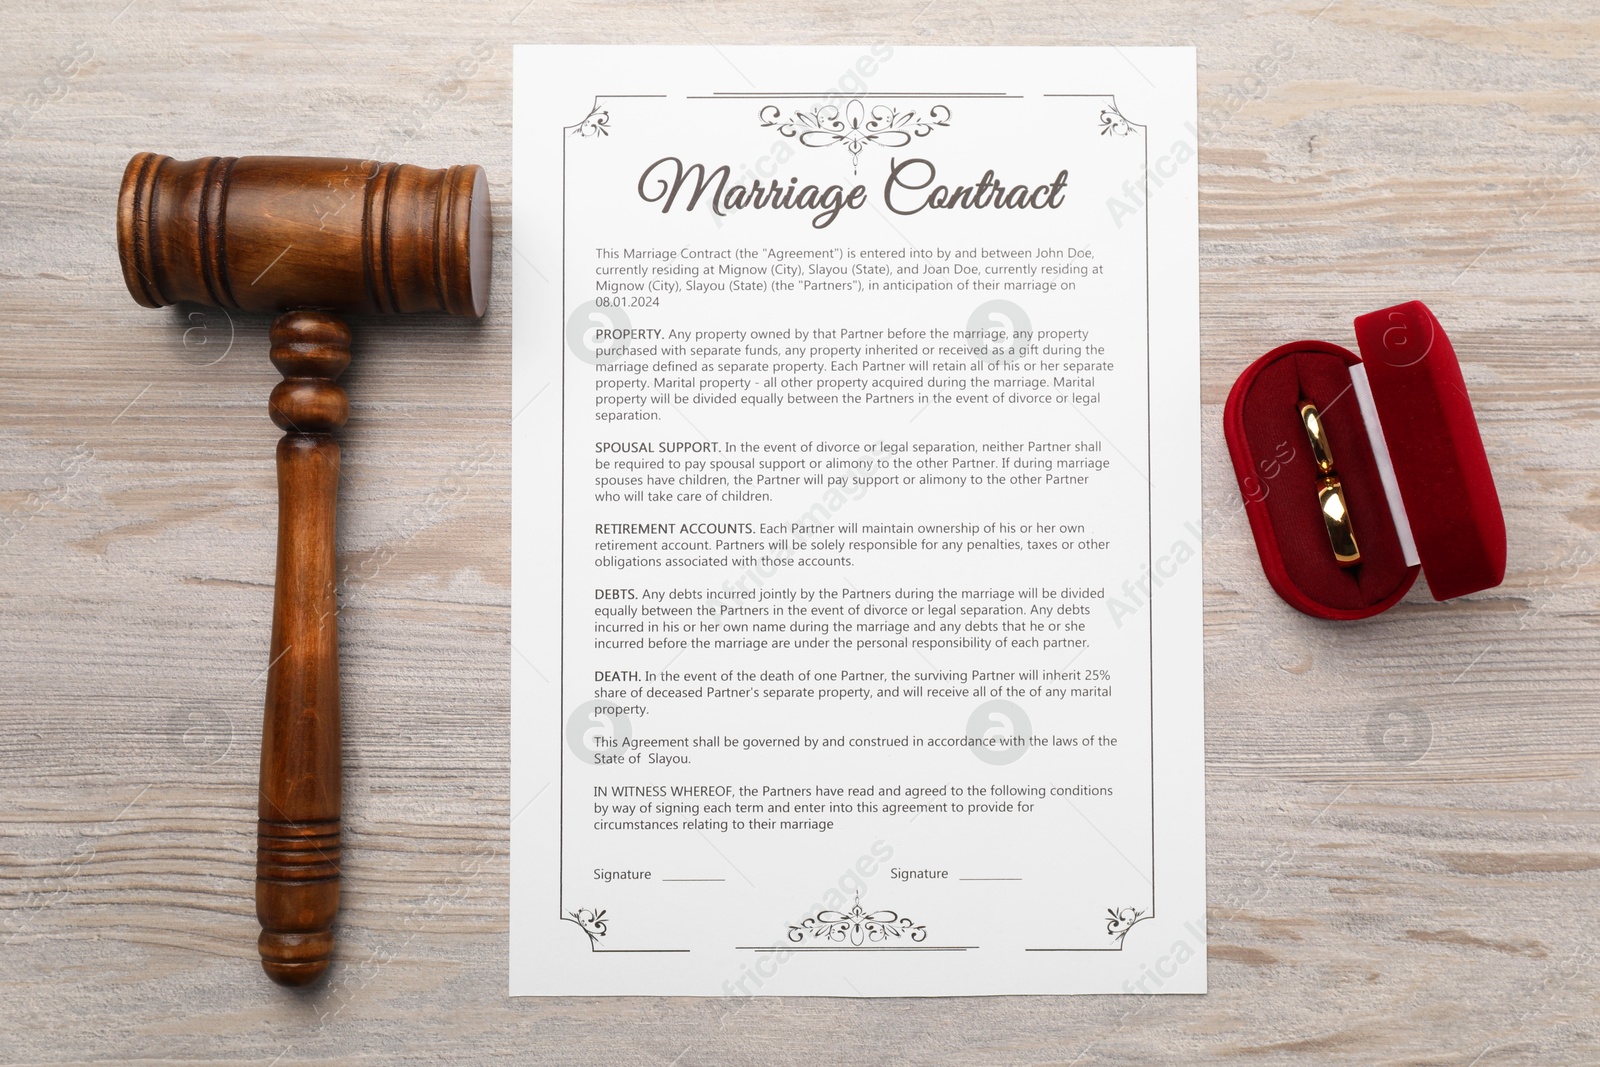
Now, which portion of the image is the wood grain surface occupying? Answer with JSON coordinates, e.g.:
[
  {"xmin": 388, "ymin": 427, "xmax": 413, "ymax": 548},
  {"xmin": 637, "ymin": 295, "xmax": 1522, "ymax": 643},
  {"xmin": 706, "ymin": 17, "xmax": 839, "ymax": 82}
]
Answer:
[{"xmin": 4, "ymin": 2, "xmax": 1599, "ymax": 1063}]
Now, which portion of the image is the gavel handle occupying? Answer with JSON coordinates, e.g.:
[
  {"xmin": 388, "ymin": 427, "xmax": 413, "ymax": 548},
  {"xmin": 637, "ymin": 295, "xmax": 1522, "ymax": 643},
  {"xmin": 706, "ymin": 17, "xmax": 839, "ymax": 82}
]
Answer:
[{"xmin": 256, "ymin": 311, "xmax": 351, "ymax": 985}]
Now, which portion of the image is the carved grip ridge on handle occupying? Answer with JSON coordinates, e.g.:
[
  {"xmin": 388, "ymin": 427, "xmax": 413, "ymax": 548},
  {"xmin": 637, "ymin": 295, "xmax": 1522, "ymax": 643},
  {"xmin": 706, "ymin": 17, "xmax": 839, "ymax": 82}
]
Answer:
[{"xmin": 257, "ymin": 311, "xmax": 349, "ymax": 986}]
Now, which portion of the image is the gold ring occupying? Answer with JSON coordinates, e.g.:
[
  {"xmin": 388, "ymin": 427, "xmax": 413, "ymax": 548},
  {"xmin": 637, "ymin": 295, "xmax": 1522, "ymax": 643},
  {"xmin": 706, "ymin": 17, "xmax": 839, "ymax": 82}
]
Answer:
[
  {"xmin": 1299, "ymin": 401, "xmax": 1361, "ymax": 567},
  {"xmin": 1315, "ymin": 475, "xmax": 1361, "ymax": 566},
  {"xmin": 1298, "ymin": 401, "xmax": 1335, "ymax": 474}
]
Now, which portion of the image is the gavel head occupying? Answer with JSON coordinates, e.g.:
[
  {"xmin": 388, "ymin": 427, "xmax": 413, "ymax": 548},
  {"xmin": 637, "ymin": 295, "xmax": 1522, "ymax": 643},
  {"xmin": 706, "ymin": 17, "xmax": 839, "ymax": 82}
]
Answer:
[{"xmin": 117, "ymin": 153, "xmax": 491, "ymax": 318}]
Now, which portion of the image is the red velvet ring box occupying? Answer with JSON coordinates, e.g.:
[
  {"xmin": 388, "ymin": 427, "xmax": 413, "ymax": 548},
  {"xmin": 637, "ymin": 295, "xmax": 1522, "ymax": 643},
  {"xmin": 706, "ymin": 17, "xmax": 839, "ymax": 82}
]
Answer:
[{"xmin": 1223, "ymin": 300, "xmax": 1506, "ymax": 620}]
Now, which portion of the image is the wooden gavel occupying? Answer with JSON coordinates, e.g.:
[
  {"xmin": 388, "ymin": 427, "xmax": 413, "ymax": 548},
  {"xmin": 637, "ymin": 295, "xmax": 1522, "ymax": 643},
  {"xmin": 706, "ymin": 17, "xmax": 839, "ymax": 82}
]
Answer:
[{"xmin": 116, "ymin": 153, "xmax": 491, "ymax": 985}]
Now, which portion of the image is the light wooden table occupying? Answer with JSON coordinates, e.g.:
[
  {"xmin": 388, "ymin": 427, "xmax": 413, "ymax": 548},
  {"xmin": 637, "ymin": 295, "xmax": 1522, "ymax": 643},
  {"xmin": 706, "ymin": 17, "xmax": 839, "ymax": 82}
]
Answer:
[{"xmin": 4, "ymin": 2, "xmax": 1599, "ymax": 1063}]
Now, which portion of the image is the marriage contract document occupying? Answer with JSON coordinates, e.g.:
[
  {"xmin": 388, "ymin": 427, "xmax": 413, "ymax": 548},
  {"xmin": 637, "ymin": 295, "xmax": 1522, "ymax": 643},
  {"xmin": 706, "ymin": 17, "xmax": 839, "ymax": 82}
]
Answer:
[{"xmin": 511, "ymin": 45, "xmax": 1203, "ymax": 996}]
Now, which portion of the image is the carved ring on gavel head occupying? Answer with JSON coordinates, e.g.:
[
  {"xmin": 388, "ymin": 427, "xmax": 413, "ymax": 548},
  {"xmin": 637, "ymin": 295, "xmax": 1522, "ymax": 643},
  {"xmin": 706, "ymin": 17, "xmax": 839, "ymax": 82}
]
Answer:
[{"xmin": 116, "ymin": 153, "xmax": 492, "ymax": 986}]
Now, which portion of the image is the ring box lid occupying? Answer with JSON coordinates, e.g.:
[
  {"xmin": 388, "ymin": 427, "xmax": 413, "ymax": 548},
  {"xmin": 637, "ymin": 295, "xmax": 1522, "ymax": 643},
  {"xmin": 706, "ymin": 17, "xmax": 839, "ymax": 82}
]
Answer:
[{"xmin": 1353, "ymin": 301, "xmax": 1505, "ymax": 601}]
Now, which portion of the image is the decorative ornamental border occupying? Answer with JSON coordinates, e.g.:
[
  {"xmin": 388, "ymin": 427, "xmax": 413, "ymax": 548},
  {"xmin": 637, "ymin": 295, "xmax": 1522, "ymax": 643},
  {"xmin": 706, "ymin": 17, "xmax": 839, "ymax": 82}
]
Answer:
[{"xmin": 558, "ymin": 90, "xmax": 1159, "ymax": 960}]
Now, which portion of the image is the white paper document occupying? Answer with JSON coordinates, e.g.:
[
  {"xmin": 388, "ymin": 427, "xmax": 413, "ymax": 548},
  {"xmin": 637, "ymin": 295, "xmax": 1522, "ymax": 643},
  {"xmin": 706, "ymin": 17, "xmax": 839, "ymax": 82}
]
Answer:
[{"xmin": 511, "ymin": 45, "xmax": 1203, "ymax": 996}]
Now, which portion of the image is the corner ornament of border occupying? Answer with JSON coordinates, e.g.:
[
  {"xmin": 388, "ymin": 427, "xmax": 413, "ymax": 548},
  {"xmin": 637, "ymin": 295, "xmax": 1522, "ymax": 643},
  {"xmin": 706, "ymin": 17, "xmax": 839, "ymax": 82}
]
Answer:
[
  {"xmin": 1107, "ymin": 906, "xmax": 1151, "ymax": 947},
  {"xmin": 1099, "ymin": 102, "xmax": 1140, "ymax": 136},
  {"xmin": 568, "ymin": 99, "xmax": 611, "ymax": 138},
  {"xmin": 562, "ymin": 907, "xmax": 608, "ymax": 949}
]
